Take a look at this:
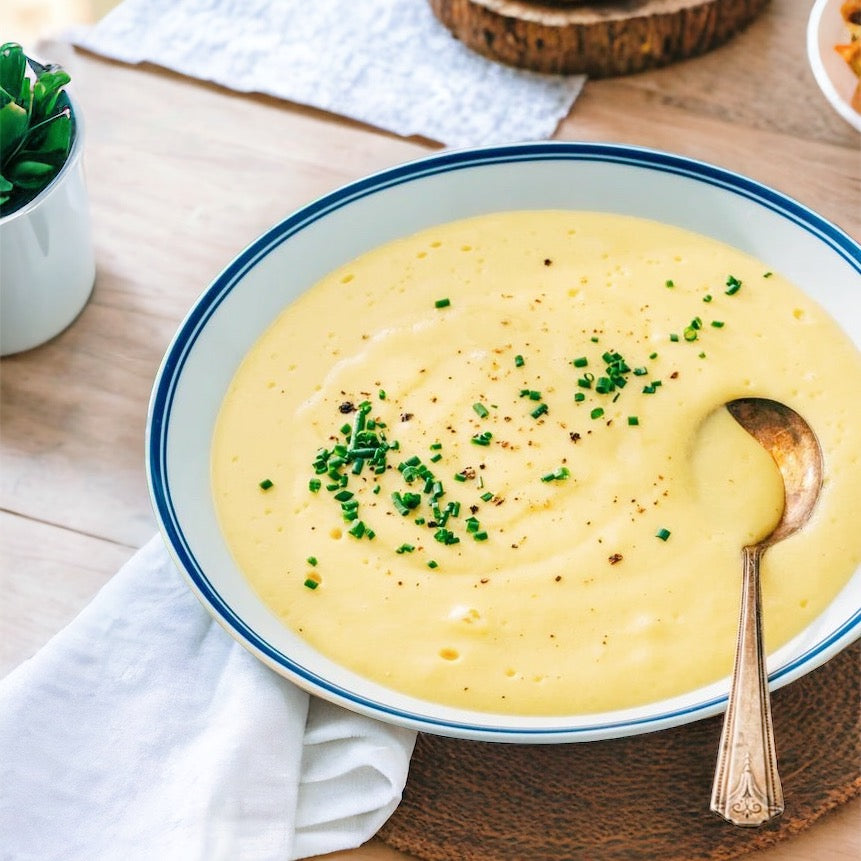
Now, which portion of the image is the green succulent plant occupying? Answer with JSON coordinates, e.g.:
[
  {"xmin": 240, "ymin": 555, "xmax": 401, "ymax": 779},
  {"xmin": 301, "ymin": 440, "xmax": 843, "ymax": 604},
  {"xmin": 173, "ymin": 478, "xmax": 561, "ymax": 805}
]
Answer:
[{"xmin": 0, "ymin": 42, "xmax": 73, "ymax": 215}]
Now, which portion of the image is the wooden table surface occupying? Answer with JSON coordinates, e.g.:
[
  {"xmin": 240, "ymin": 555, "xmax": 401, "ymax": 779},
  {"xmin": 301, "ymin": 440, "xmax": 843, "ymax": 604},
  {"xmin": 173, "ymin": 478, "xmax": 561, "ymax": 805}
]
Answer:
[{"xmin": 1, "ymin": 2, "xmax": 858, "ymax": 859}]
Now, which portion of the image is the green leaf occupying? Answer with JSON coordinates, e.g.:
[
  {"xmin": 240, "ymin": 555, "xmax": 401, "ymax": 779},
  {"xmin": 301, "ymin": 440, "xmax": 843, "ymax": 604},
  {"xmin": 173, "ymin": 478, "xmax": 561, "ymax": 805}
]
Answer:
[
  {"xmin": 37, "ymin": 111, "xmax": 71, "ymax": 155},
  {"xmin": 0, "ymin": 43, "xmax": 25, "ymax": 102},
  {"xmin": 32, "ymin": 69, "xmax": 71, "ymax": 121},
  {"xmin": 0, "ymin": 100, "xmax": 29, "ymax": 165},
  {"xmin": 0, "ymin": 174, "xmax": 13, "ymax": 193},
  {"xmin": 6, "ymin": 159, "xmax": 56, "ymax": 188}
]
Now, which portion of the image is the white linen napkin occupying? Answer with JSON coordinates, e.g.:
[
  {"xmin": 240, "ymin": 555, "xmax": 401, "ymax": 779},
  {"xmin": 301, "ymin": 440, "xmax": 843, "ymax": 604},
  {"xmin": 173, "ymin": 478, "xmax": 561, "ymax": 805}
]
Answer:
[
  {"xmin": 71, "ymin": 0, "xmax": 585, "ymax": 147},
  {"xmin": 0, "ymin": 535, "xmax": 416, "ymax": 861}
]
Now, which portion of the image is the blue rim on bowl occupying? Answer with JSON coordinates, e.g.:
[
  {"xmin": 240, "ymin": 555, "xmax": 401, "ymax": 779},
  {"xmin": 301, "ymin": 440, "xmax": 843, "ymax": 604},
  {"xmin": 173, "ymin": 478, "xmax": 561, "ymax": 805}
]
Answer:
[{"xmin": 147, "ymin": 142, "xmax": 861, "ymax": 743}]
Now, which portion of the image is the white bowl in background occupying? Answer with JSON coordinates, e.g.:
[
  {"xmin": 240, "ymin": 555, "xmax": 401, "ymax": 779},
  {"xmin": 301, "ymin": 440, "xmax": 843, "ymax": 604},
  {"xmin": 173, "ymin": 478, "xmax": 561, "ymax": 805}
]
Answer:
[{"xmin": 808, "ymin": 0, "xmax": 861, "ymax": 132}]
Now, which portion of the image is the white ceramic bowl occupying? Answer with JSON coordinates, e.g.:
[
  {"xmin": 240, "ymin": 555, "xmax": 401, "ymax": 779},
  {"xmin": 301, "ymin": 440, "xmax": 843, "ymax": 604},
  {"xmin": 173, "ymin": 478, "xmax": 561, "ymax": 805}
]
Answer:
[
  {"xmin": 0, "ymin": 91, "xmax": 95, "ymax": 356},
  {"xmin": 808, "ymin": 0, "xmax": 861, "ymax": 132},
  {"xmin": 147, "ymin": 143, "xmax": 861, "ymax": 743}
]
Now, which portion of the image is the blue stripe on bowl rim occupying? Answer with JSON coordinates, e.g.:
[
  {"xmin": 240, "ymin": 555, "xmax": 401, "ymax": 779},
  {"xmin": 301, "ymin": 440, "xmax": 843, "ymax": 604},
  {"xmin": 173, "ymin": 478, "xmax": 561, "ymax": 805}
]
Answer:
[{"xmin": 147, "ymin": 141, "xmax": 861, "ymax": 740}]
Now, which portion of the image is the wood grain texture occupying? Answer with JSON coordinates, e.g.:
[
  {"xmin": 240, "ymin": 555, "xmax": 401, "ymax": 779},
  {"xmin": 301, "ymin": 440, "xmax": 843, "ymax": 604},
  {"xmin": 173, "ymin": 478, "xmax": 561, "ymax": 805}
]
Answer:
[
  {"xmin": 428, "ymin": 0, "xmax": 770, "ymax": 76},
  {"xmin": 1, "ymin": 0, "xmax": 858, "ymax": 857}
]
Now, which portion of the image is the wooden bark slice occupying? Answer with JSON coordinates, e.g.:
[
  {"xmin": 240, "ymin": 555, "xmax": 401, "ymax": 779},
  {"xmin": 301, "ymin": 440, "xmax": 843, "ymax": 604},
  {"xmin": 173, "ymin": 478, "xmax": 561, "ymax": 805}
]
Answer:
[{"xmin": 428, "ymin": 0, "xmax": 770, "ymax": 77}]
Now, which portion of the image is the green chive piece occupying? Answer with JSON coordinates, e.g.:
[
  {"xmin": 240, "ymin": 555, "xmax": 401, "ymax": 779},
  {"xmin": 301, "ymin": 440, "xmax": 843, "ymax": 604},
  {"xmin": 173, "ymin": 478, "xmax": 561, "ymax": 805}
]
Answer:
[
  {"xmin": 430, "ymin": 453, "xmax": 442, "ymax": 463},
  {"xmin": 473, "ymin": 531, "xmax": 489, "ymax": 541},
  {"xmin": 725, "ymin": 275, "xmax": 742, "ymax": 295},
  {"xmin": 372, "ymin": 484, "xmax": 381, "ymax": 494},
  {"xmin": 628, "ymin": 416, "xmax": 639, "ymax": 426},
  {"xmin": 307, "ymin": 556, "xmax": 318, "ymax": 566},
  {"xmin": 303, "ymin": 577, "xmax": 320, "ymax": 590},
  {"xmin": 396, "ymin": 543, "xmax": 415, "ymax": 554},
  {"xmin": 427, "ymin": 560, "xmax": 439, "ymax": 569},
  {"xmin": 333, "ymin": 489, "xmax": 354, "ymax": 502},
  {"xmin": 378, "ymin": 389, "xmax": 386, "ymax": 400},
  {"xmin": 649, "ymin": 352, "xmax": 658, "ymax": 359},
  {"xmin": 710, "ymin": 320, "xmax": 725, "ymax": 328},
  {"xmin": 703, "ymin": 294, "xmax": 713, "ymax": 303},
  {"xmin": 590, "ymin": 407, "xmax": 604, "ymax": 420},
  {"xmin": 531, "ymin": 403, "xmax": 549, "ymax": 419},
  {"xmin": 763, "ymin": 271, "xmax": 773, "ymax": 278},
  {"xmin": 473, "ymin": 402, "xmax": 489, "ymax": 418},
  {"xmin": 572, "ymin": 356, "xmax": 589, "ymax": 368},
  {"xmin": 590, "ymin": 336, "xmax": 600, "ymax": 343},
  {"xmin": 430, "ymin": 442, "xmax": 442, "ymax": 450},
  {"xmin": 480, "ymin": 491, "xmax": 493, "ymax": 502},
  {"xmin": 348, "ymin": 520, "xmax": 366, "ymax": 538},
  {"xmin": 515, "ymin": 354, "xmax": 525, "ymax": 367},
  {"xmin": 574, "ymin": 392, "xmax": 585, "ymax": 402},
  {"xmin": 665, "ymin": 279, "xmax": 675, "ymax": 288},
  {"xmin": 309, "ymin": 479, "xmax": 321, "ymax": 493},
  {"xmin": 669, "ymin": 333, "xmax": 680, "ymax": 342},
  {"xmin": 471, "ymin": 431, "xmax": 492, "ymax": 446},
  {"xmin": 434, "ymin": 297, "xmax": 451, "ymax": 308},
  {"xmin": 699, "ymin": 352, "xmax": 707, "ymax": 358},
  {"xmin": 656, "ymin": 528, "xmax": 671, "ymax": 541},
  {"xmin": 259, "ymin": 479, "xmax": 274, "ymax": 490},
  {"xmin": 683, "ymin": 326, "xmax": 698, "ymax": 342}
]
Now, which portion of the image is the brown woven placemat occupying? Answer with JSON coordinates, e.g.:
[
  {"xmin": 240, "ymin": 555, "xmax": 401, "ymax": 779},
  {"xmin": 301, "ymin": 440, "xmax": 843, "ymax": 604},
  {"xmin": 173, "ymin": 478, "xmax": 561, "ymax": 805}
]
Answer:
[{"xmin": 379, "ymin": 640, "xmax": 860, "ymax": 860}]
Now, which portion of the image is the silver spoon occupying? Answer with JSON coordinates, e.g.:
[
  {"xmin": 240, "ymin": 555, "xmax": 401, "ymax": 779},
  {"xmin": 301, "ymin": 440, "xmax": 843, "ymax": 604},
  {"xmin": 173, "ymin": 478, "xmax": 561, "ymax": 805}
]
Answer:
[{"xmin": 710, "ymin": 397, "xmax": 823, "ymax": 826}]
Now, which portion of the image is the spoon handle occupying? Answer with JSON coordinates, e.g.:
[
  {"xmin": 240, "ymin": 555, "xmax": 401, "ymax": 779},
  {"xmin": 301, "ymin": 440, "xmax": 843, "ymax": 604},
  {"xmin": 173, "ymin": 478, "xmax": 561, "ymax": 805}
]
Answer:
[{"xmin": 710, "ymin": 544, "xmax": 784, "ymax": 826}]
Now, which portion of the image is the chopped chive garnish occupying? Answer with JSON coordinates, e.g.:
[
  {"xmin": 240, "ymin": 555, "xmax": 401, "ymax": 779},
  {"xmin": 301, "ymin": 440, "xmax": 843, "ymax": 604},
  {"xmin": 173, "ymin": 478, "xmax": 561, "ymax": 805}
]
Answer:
[
  {"xmin": 427, "ymin": 560, "xmax": 439, "ymax": 569},
  {"xmin": 628, "ymin": 416, "xmax": 639, "ymax": 426},
  {"xmin": 514, "ymin": 354, "xmax": 525, "ymax": 367},
  {"xmin": 590, "ymin": 336, "xmax": 600, "ymax": 343},
  {"xmin": 669, "ymin": 333, "xmax": 680, "ymax": 342},
  {"xmin": 258, "ymin": 479, "xmax": 274, "ymax": 490},
  {"xmin": 430, "ymin": 453, "xmax": 442, "ymax": 463},
  {"xmin": 396, "ymin": 543, "xmax": 415, "ymax": 554},
  {"xmin": 725, "ymin": 275, "xmax": 742, "ymax": 295},
  {"xmin": 572, "ymin": 356, "xmax": 588, "ymax": 368},
  {"xmin": 473, "ymin": 531, "xmax": 489, "ymax": 541},
  {"xmin": 372, "ymin": 484, "xmax": 381, "ymax": 494},
  {"xmin": 590, "ymin": 407, "xmax": 605, "ymax": 419},
  {"xmin": 703, "ymin": 294, "xmax": 713, "ymax": 303},
  {"xmin": 303, "ymin": 577, "xmax": 319, "ymax": 590},
  {"xmin": 309, "ymin": 479, "xmax": 321, "ymax": 493},
  {"xmin": 683, "ymin": 326, "xmax": 698, "ymax": 342},
  {"xmin": 763, "ymin": 271, "xmax": 773, "ymax": 278},
  {"xmin": 434, "ymin": 297, "xmax": 451, "ymax": 308},
  {"xmin": 574, "ymin": 392, "xmax": 585, "ymax": 402},
  {"xmin": 541, "ymin": 466, "xmax": 570, "ymax": 482},
  {"xmin": 531, "ymin": 402, "xmax": 549, "ymax": 419},
  {"xmin": 378, "ymin": 389, "xmax": 386, "ymax": 400},
  {"xmin": 430, "ymin": 442, "xmax": 442, "ymax": 450},
  {"xmin": 710, "ymin": 320, "xmax": 725, "ymax": 328},
  {"xmin": 471, "ymin": 431, "xmax": 493, "ymax": 446},
  {"xmin": 698, "ymin": 352, "xmax": 706, "ymax": 358},
  {"xmin": 665, "ymin": 279, "xmax": 674, "ymax": 288},
  {"xmin": 473, "ymin": 402, "xmax": 489, "ymax": 418},
  {"xmin": 453, "ymin": 472, "xmax": 467, "ymax": 482},
  {"xmin": 649, "ymin": 352, "xmax": 658, "ymax": 359},
  {"xmin": 656, "ymin": 528, "xmax": 671, "ymax": 541},
  {"xmin": 480, "ymin": 491, "xmax": 493, "ymax": 502},
  {"xmin": 348, "ymin": 520, "xmax": 366, "ymax": 538},
  {"xmin": 307, "ymin": 556, "xmax": 318, "ymax": 566},
  {"xmin": 333, "ymin": 489, "xmax": 353, "ymax": 502}
]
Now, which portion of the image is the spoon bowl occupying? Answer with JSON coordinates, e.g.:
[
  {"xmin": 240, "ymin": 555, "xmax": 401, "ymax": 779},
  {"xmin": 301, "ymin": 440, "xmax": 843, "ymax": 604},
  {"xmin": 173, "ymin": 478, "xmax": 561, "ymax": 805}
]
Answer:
[{"xmin": 710, "ymin": 398, "xmax": 823, "ymax": 826}]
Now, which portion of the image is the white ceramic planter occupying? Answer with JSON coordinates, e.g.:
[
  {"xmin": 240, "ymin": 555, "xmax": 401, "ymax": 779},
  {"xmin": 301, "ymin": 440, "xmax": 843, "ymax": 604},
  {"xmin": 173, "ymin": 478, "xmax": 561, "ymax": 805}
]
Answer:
[{"xmin": 0, "ymin": 93, "xmax": 95, "ymax": 356}]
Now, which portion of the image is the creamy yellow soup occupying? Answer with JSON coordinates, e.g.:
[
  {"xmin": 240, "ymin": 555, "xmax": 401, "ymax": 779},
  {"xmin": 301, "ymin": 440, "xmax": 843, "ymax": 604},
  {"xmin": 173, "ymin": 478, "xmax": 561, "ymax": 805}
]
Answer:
[{"xmin": 211, "ymin": 211, "xmax": 861, "ymax": 716}]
